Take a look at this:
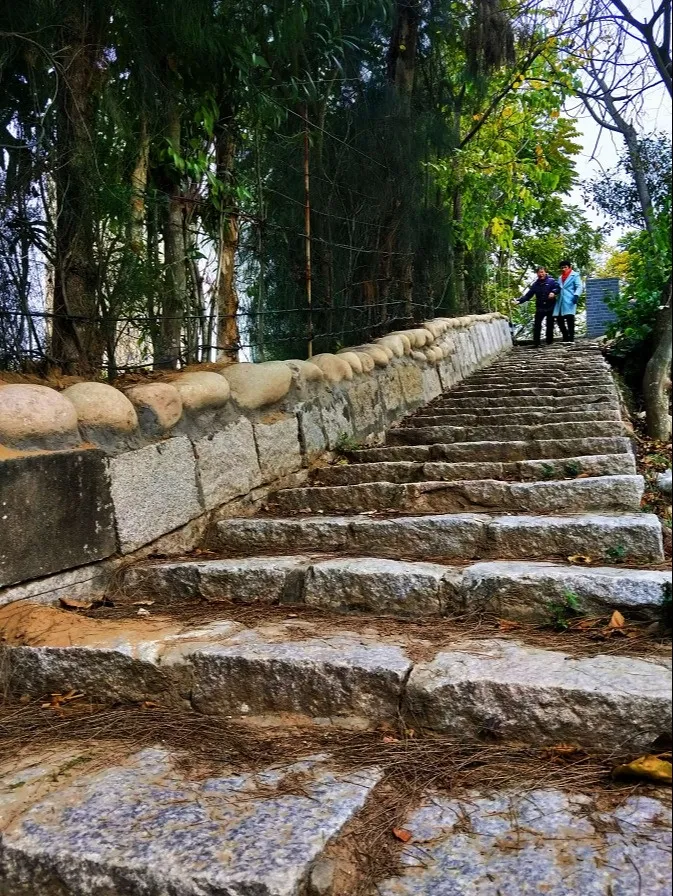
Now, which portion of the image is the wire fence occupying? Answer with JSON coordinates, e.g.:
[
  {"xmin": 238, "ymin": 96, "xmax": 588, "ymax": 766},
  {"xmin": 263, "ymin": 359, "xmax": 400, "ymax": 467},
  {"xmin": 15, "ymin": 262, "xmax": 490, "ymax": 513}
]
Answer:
[
  {"xmin": 0, "ymin": 288, "xmax": 438, "ymax": 375},
  {"xmin": 0, "ymin": 91, "xmax": 476, "ymax": 378}
]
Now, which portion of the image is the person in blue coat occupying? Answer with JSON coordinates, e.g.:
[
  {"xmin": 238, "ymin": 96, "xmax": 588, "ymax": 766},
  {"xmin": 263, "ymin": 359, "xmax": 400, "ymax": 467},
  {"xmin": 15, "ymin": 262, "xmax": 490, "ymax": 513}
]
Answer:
[
  {"xmin": 554, "ymin": 260, "xmax": 583, "ymax": 342},
  {"xmin": 513, "ymin": 266, "xmax": 561, "ymax": 347}
]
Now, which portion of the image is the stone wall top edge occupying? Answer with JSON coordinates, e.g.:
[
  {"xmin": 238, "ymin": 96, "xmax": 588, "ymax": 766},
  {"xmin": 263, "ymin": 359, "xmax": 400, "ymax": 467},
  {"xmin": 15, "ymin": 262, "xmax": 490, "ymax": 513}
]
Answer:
[{"xmin": 0, "ymin": 313, "xmax": 509, "ymax": 456}]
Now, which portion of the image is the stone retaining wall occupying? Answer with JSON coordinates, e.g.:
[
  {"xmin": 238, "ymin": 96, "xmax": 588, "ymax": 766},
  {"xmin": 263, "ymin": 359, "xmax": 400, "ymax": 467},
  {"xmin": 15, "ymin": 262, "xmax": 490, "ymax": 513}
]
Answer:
[{"xmin": 0, "ymin": 314, "xmax": 512, "ymax": 605}]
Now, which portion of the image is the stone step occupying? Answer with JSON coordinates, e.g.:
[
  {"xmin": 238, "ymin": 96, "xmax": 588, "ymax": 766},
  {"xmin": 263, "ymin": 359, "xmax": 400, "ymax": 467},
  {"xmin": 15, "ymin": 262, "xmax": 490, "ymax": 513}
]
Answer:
[
  {"xmin": 270, "ymin": 475, "xmax": 644, "ymax": 516},
  {"xmin": 0, "ymin": 746, "xmax": 381, "ymax": 896},
  {"xmin": 1, "ymin": 604, "xmax": 670, "ymax": 751},
  {"xmin": 377, "ymin": 789, "xmax": 672, "ymax": 895},
  {"xmin": 462, "ymin": 375, "xmax": 614, "ymax": 389},
  {"xmin": 403, "ymin": 409, "xmax": 622, "ymax": 428},
  {"xmin": 388, "ymin": 421, "xmax": 628, "ymax": 445},
  {"xmin": 447, "ymin": 385, "xmax": 617, "ymax": 398},
  {"xmin": 431, "ymin": 394, "xmax": 619, "ymax": 409},
  {"xmin": 348, "ymin": 437, "xmax": 633, "ymax": 465},
  {"xmin": 3, "ymin": 745, "xmax": 669, "ymax": 896},
  {"xmin": 416, "ymin": 400, "xmax": 620, "ymax": 417},
  {"xmin": 124, "ymin": 556, "xmax": 672, "ymax": 623},
  {"xmin": 214, "ymin": 513, "xmax": 664, "ymax": 563},
  {"xmin": 311, "ymin": 454, "xmax": 637, "ymax": 486},
  {"xmin": 404, "ymin": 638, "xmax": 671, "ymax": 750}
]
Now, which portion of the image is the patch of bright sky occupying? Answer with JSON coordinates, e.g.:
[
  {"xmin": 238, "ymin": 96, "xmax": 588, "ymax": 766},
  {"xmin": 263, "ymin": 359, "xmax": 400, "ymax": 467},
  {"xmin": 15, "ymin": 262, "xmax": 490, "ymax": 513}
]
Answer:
[{"xmin": 564, "ymin": 0, "xmax": 672, "ymax": 243}]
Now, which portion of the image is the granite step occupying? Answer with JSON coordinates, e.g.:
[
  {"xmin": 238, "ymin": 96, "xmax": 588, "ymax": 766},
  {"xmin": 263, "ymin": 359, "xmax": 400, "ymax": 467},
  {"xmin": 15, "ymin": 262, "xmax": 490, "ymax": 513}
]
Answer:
[
  {"xmin": 123, "ymin": 555, "xmax": 672, "ymax": 623},
  {"xmin": 310, "ymin": 454, "xmax": 637, "ymax": 486},
  {"xmin": 0, "ymin": 746, "xmax": 382, "ymax": 896},
  {"xmin": 1, "ymin": 603, "xmax": 670, "ymax": 751},
  {"xmin": 388, "ymin": 421, "xmax": 629, "ymax": 445},
  {"xmin": 270, "ymin": 475, "xmax": 645, "ymax": 516},
  {"xmin": 430, "ymin": 394, "xmax": 620, "ymax": 409},
  {"xmin": 347, "ymin": 437, "xmax": 633, "ymax": 465},
  {"xmin": 213, "ymin": 513, "xmax": 664, "ymax": 563},
  {"xmin": 460, "ymin": 375, "xmax": 614, "ymax": 389},
  {"xmin": 3, "ymin": 745, "xmax": 669, "ymax": 896},
  {"xmin": 443, "ymin": 388, "xmax": 618, "ymax": 402},
  {"xmin": 402, "ymin": 409, "xmax": 622, "ymax": 428},
  {"xmin": 415, "ymin": 401, "xmax": 620, "ymax": 417},
  {"xmin": 376, "ymin": 789, "xmax": 672, "ymax": 895}
]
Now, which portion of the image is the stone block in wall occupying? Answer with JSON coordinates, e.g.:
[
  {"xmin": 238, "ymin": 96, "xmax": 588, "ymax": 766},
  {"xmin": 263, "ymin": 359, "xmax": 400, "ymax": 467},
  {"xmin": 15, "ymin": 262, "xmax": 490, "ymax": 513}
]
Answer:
[
  {"xmin": 194, "ymin": 419, "xmax": 262, "ymax": 511},
  {"xmin": 296, "ymin": 402, "xmax": 328, "ymax": 460},
  {"xmin": 320, "ymin": 390, "xmax": 354, "ymax": 450},
  {"xmin": 397, "ymin": 362, "xmax": 425, "ymax": 407},
  {"xmin": 0, "ymin": 449, "xmax": 116, "ymax": 588},
  {"xmin": 254, "ymin": 415, "xmax": 303, "ymax": 482},
  {"xmin": 438, "ymin": 356, "xmax": 459, "ymax": 393},
  {"xmin": 346, "ymin": 377, "xmax": 386, "ymax": 442},
  {"xmin": 377, "ymin": 365, "xmax": 407, "ymax": 422},
  {"xmin": 421, "ymin": 367, "xmax": 443, "ymax": 404},
  {"xmin": 109, "ymin": 437, "xmax": 202, "ymax": 553}
]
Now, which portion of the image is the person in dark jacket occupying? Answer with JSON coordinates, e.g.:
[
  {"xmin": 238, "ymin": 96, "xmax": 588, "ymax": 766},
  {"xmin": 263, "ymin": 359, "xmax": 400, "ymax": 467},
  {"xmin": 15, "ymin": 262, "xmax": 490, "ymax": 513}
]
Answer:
[{"xmin": 513, "ymin": 266, "xmax": 561, "ymax": 347}]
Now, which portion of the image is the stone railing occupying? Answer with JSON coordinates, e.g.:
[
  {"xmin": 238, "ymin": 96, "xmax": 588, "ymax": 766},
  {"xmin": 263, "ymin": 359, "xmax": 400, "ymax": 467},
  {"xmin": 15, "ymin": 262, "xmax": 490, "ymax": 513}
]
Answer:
[{"xmin": 0, "ymin": 314, "xmax": 512, "ymax": 605}]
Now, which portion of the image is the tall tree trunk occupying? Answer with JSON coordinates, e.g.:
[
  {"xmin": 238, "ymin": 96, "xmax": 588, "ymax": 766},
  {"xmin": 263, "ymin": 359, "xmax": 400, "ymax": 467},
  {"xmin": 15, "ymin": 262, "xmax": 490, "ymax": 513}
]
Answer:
[
  {"xmin": 156, "ymin": 105, "xmax": 186, "ymax": 369},
  {"xmin": 130, "ymin": 116, "xmax": 150, "ymax": 255},
  {"xmin": 215, "ymin": 123, "xmax": 240, "ymax": 361},
  {"xmin": 387, "ymin": 0, "xmax": 420, "ymax": 319},
  {"xmin": 387, "ymin": 0, "xmax": 421, "ymax": 106},
  {"xmin": 592, "ymin": 75, "xmax": 657, "ymax": 235},
  {"xmin": 452, "ymin": 185, "xmax": 467, "ymax": 310},
  {"xmin": 643, "ymin": 275, "xmax": 672, "ymax": 441},
  {"xmin": 51, "ymin": 7, "xmax": 104, "ymax": 375}
]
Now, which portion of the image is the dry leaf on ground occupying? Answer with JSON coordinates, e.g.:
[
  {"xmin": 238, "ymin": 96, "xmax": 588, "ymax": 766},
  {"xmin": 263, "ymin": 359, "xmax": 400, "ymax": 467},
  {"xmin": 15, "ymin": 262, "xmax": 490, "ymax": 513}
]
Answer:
[
  {"xmin": 568, "ymin": 554, "xmax": 593, "ymax": 565},
  {"xmin": 614, "ymin": 755, "xmax": 672, "ymax": 786},
  {"xmin": 392, "ymin": 828, "xmax": 413, "ymax": 843},
  {"xmin": 59, "ymin": 597, "xmax": 94, "ymax": 610},
  {"xmin": 609, "ymin": 610, "xmax": 626, "ymax": 629}
]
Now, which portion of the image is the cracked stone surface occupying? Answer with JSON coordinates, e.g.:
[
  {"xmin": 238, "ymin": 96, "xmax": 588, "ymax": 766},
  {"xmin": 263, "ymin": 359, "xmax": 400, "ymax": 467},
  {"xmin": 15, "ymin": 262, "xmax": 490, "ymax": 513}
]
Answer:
[
  {"xmin": 462, "ymin": 560, "xmax": 672, "ymax": 621},
  {"xmin": 406, "ymin": 638, "xmax": 672, "ymax": 751},
  {"xmin": 304, "ymin": 557, "xmax": 460, "ymax": 617},
  {"xmin": 0, "ymin": 748, "xmax": 382, "ymax": 896},
  {"xmin": 376, "ymin": 789, "xmax": 672, "ymax": 895}
]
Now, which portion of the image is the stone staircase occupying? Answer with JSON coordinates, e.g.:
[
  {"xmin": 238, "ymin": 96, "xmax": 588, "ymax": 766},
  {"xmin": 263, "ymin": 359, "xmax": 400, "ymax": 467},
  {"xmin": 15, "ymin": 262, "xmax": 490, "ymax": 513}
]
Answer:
[{"xmin": 1, "ymin": 343, "xmax": 671, "ymax": 895}]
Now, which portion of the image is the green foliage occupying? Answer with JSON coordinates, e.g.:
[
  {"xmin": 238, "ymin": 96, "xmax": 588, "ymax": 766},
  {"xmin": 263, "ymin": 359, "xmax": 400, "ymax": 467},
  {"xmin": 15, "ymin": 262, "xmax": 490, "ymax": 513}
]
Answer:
[
  {"xmin": 563, "ymin": 460, "xmax": 582, "ymax": 478},
  {"xmin": 0, "ymin": 0, "xmax": 602, "ymax": 372},
  {"xmin": 547, "ymin": 590, "xmax": 583, "ymax": 630},
  {"xmin": 585, "ymin": 134, "xmax": 672, "ymax": 229},
  {"xmin": 605, "ymin": 208, "xmax": 672, "ymax": 387},
  {"xmin": 334, "ymin": 433, "xmax": 363, "ymax": 455},
  {"xmin": 606, "ymin": 544, "xmax": 627, "ymax": 563}
]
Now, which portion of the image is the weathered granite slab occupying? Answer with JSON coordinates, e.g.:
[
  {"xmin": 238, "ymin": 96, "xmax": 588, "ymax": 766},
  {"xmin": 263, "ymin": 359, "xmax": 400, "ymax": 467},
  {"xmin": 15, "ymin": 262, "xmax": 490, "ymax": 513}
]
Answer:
[
  {"xmin": 376, "ymin": 789, "xmax": 672, "ymax": 895},
  {"xmin": 0, "ymin": 449, "xmax": 116, "ymax": 588},
  {"xmin": 305, "ymin": 557, "xmax": 460, "ymax": 617},
  {"xmin": 0, "ymin": 748, "xmax": 381, "ymax": 896},
  {"xmin": 109, "ymin": 437, "xmax": 203, "ymax": 553},
  {"xmin": 123, "ymin": 556, "xmax": 310, "ymax": 605},
  {"xmin": 194, "ymin": 418, "xmax": 263, "ymax": 510},
  {"xmin": 254, "ymin": 415, "xmax": 303, "ymax": 482},
  {"xmin": 406, "ymin": 638, "xmax": 672, "ymax": 751},
  {"xmin": 175, "ymin": 628, "xmax": 413, "ymax": 722},
  {"xmin": 463, "ymin": 560, "xmax": 672, "ymax": 621}
]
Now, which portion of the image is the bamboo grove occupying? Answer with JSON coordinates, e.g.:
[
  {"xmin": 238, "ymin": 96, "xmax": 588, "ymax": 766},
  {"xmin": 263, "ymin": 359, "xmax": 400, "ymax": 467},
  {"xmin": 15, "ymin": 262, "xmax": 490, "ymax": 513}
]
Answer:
[{"xmin": 0, "ymin": 0, "xmax": 629, "ymax": 374}]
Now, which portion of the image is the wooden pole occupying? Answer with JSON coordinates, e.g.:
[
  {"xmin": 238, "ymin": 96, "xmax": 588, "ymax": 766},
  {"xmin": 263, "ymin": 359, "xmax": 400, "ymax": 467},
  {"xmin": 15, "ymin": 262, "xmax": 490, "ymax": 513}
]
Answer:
[{"xmin": 303, "ymin": 108, "xmax": 313, "ymax": 359}]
